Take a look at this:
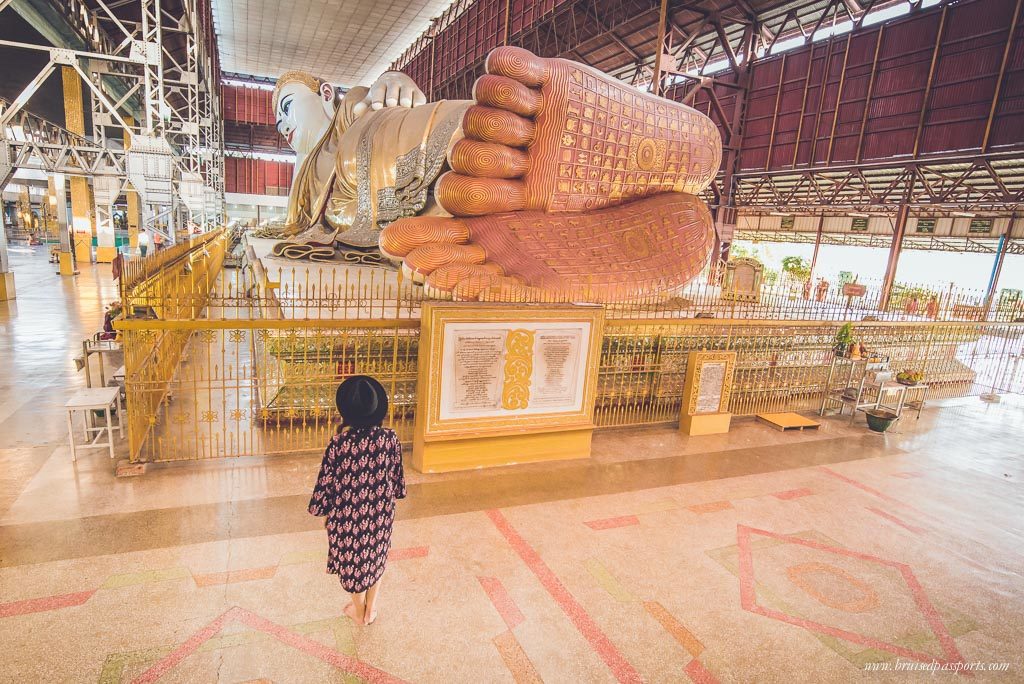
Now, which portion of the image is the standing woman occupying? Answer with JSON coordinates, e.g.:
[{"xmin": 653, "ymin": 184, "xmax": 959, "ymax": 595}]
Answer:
[{"xmin": 309, "ymin": 375, "xmax": 406, "ymax": 625}]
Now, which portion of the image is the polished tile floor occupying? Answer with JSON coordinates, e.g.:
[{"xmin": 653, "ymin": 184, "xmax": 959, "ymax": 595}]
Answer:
[{"xmin": 1, "ymin": 246, "xmax": 1022, "ymax": 682}]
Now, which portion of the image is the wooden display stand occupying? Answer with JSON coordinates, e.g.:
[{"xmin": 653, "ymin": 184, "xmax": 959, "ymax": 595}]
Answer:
[
  {"xmin": 413, "ymin": 303, "xmax": 604, "ymax": 473},
  {"xmin": 679, "ymin": 351, "xmax": 736, "ymax": 435}
]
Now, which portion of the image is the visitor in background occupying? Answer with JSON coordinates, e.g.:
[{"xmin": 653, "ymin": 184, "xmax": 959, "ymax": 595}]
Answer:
[
  {"xmin": 309, "ymin": 375, "xmax": 406, "ymax": 626},
  {"xmin": 152, "ymin": 232, "xmax": 164, "ymax": 251},
  {"xmin": 815, "ymin": 278, "xmax": 829, "ymax": 302},
  {"xmin": 111, "ymin": 248, "xmax": 124, "ymax": 281},
  {"xmin": 137, "ymin": 231, "xmax": 151, "ymax": 257}
]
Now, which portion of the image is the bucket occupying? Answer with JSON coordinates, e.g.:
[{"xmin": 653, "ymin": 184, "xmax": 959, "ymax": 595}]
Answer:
[{"xmin": 865, "ymin": 409, "xmax": 898, "ymax": 433}]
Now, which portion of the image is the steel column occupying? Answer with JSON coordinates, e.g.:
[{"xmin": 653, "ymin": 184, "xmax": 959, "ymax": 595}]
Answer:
[
  {"xmin": 0, "ymin": 197, "xmax": 10, "ymax": 274},
  {"xmin": 808, "ymin": 214, "xmax": 825, "ymax": 278},
  {"xmin": 62, "ymin": 66, "xmax": 94, "ymax": 265},
  {"xmin": 879, "ymin": 203, "xmax": 910, "ymax": 309},
  {"xmin": 652, "ymin": 0, "xmax": 670, "ymax": 96},
  {"xmin": 984, "ymin": 220, "xmax": 1013, "ymax": 316},
  {"xmin": 53, "ymin": 173, "xmax": 76, "ymax": 276}
]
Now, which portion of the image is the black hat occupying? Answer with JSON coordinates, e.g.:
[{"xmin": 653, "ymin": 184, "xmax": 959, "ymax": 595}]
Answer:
[{"xmin": 336, "ymin": 375, "xmax": 389, "ymax": 429}]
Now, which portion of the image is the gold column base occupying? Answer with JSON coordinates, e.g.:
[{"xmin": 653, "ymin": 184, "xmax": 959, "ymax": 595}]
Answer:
[
  {"xmin": 74, "ymin": 233, "xmax": 92, "ymax": 263},
  {"xmin": 680, "ymin": 412, "xmax": 732, "ymax": 436},
  {"xmin": 0, "ymin": 272, "xmax": 15, "ymax": 301},
  {"xmin": 58, "ymin": 252, "xmax": 77, "ymax": 276},
  {"xmin": 414, "ymin": 427, "xmax": 593, "ymax": 473},
  {"xmin": 96, "ymin": 246, "xmax": 117, "ymax": 263}
]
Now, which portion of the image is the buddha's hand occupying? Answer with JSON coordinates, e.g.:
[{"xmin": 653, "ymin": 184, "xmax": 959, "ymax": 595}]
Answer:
[{"xmin": 353, "ymin": 72, "xmax": 427, "ymax": 117}]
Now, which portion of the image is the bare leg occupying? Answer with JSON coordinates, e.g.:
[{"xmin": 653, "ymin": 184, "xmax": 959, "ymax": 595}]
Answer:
[
  {"xmin": 362, "ymin": 576, "xmax": 383, "ymax": 625},
  {"xmin": 344, "ymin": 591, "xmax": 366, "ymax": 624}
]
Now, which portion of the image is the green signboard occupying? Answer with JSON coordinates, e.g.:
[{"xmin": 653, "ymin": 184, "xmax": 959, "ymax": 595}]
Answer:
[
  {"xmin": 968, "ymin": 218, "xmax": 993, "ymax": 234},
  {"xmin": 780, "ymin": 215, "xmax": 795, "ymax": 230},
  {"xmin": 916, "ymin": 218, "xmax": 936, "ymax": 234},
  {"xmin": 850, "ymin": 217, "xmax": 869, "ymax": 231}
]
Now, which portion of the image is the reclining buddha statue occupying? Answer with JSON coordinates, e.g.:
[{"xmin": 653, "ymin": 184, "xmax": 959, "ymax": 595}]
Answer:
[{"xmin": 265, "ymin": 46, "xmax": 721, "ymax": 302}]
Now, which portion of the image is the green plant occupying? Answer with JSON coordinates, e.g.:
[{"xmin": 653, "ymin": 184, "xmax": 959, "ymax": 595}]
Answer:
[
  {"xmin": 729, "ymin": 243, "xmax": 754, "ymax": 259},
  {"xmin": 781, "ymin": 256, "xmax": 811, "ymax": 282},
  {"xmin": 834, "ymin": 323, "xmax": 855, "ymax": 351}
]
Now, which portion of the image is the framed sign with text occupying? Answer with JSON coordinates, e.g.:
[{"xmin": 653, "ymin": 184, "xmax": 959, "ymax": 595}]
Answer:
[
  {"xmin": 414, "ymin": 303, "xmax": 605, "ymax": 472},
  {"xmin": 680, "ymin": 351, "xmax": 736, "ymax": 435}
]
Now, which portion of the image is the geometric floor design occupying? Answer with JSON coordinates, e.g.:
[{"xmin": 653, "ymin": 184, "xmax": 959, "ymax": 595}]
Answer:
[{"xmin": 2, "ymin": 249, "xmax": 1023, "ymax": 682}]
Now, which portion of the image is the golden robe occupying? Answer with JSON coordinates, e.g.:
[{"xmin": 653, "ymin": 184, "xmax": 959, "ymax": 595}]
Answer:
[{"xmin": 272, "ymin": 87, "xmax": 471, "ymax": 261}]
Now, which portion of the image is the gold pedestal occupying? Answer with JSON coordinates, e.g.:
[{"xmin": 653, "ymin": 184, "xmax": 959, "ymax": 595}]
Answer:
[
  {"xmin": 0, "ymin": 272, "xmax": 15, "ymax": 301},
  {"xmin": 96, "ymin": 246, "xmax": 117, "ymax": 263},
  {"xmin": 680, "ymin": 412, "xmax": 732, "ymax": 436},
  {"xmin": 73, "ymin": 231, "xmax": 92, "ymax": 263},
  {"xmin": 414, "ymin": 427, "xmax": 593, "ymax": 473},
  {"xmin": 58, "ymin": 252, "xmax": 76, "ymax": 276}
]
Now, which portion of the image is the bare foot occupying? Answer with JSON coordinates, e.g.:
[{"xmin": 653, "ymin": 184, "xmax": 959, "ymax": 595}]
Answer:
[
  {"xmin": 363, "ymin": 610, "xmax": 377, "ymax": 626},
  {"xmin": 344, "ymin": 603, "xmax": 361, "ymax": 624},
  {"xmin": 378, "ymin": 46, "xmax": 721, "ymax": 302}
]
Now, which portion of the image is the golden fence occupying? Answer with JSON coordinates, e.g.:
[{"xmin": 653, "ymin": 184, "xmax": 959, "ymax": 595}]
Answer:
[
  {"xmin": 119, "ymin": 229, "xmax": 228, "ymax": 317},
  {"xmin": 119, "ymin": 231, "xmax": 229, "ymax": 459},
  {"xmin": 114, "ymin": 235, "xmax": 1024, "ymax": 463},
  {"xmin": 118, "ymin": 312, "xmax": 1024, "ymax": 463}
]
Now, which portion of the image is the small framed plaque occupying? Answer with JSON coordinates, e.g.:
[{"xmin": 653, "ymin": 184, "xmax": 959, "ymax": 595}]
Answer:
[{"xmin": 680, "ymin": 351, "xmax": 736, "ymax": 435}]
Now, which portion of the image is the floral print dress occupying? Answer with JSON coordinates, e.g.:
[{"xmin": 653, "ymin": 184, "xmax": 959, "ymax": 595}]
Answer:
[{"xmin": 308, "ymin": 426, "xmax": 406, "ymax": 592}]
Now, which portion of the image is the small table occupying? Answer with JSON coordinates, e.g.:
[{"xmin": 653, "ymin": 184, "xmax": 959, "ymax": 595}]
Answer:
[
  {"xmin": 82, "ymin": 336, "xmax": 121, "ymax": 388},
  {"xmin": 898, "ymin": 383, "xmax": 929, "ymax": 419},
  {"xmin": 65, "ymin": 387, "xmax": 123, "ymax": 462}
]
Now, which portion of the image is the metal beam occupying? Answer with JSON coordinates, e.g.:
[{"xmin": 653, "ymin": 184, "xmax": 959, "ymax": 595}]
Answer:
[{"xmin": 880, "ymin": 205, "xmax": 907, "ymax": 308}]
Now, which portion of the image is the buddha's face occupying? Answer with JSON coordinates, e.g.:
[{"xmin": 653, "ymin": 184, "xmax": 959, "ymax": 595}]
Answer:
[{"xmin": 275, "ymin": 80, "xmax": 335, "ymax": 156}]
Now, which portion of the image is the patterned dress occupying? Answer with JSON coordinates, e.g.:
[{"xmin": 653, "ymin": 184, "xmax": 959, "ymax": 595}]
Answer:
[{"xmin": 308, "ymin": 426, "xmax": 406, "ymax": 592}]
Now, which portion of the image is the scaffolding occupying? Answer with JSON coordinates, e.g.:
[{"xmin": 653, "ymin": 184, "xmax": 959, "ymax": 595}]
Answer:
[{"xmin": 0, "ymin": 0, "xmax": 224, "ymax": 254}]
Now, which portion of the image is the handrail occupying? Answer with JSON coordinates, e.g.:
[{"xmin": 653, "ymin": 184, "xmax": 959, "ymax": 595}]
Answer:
[{"xmin": 119, "ymin": 228, "xmax": 226, "ymax": 307}]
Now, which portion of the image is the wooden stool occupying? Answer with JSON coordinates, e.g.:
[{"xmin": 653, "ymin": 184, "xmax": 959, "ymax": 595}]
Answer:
[{"xmin": 65, "ymin": 387, "xmax": 123, "ymax": 462}]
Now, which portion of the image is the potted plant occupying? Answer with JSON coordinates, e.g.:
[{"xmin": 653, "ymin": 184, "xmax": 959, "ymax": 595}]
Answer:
[
  {"xmin": 865, "ymin": 408, "xmax": 899, "ymax": 432},
  {"xmin": 834, "ymin": 323, "xmax": 855, "ymax": 357}
]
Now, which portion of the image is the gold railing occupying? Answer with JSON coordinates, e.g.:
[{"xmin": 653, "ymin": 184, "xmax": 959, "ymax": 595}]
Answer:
[
  {"xmin": 118, "ymin": 312, "xmax": 1024, "ymax": 463},
  {"xmin": 115, "ymin": 233, "xmax": 1024, "ymax": 463},
  {"xmin": 120, "ymin": 229, "xmax": 227, "ymax": 314},
  {"xmin": 595, "ymin": 319, "xmax": 1017, "ymax": 426},
  {"xmin": 119, "ymin": 231, "xmax": 230, "ymax": 459}
]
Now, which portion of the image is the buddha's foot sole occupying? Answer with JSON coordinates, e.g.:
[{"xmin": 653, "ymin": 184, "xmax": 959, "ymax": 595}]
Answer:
[
  {"xmin": 381, "ymin": 192, "xmax": 713, "ymax": 303},
  {"xmin": 434, "ymin": 46, "xmax": 722, "ymax": 217}
]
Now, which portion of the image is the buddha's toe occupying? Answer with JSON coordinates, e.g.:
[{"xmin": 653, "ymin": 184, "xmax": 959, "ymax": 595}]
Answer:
[
  {"xmin": 424, "ymin": 263, "xmax": 505, "ymax": 299},
  {"xmin": 462, "ymin": 105, "xmax": 536, "ymax": 147},
  {"xmin": 379, "ymin": 217, "xmax": 469, "ymax": 260},
  {"xmin": 473, "ymin": 75, "xmax": 542, "ymax": 117},
  {"xmin": 435, "ymin": 173, "xmax": 527, "ymax": 216},
  {"xmin": 452, "ymin": 273, "xmax": 523, "ymax": 301},
  {"xmin": 448, "ymin": 140, "xmax": 530, "ymax": 179},
  {"xmin": 402, "ymin": 243, "xmax": 486, "ymax": 283},
  {"xmin": 485, "ymin": 46, "xmax": 551, "ymax": 87}
]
